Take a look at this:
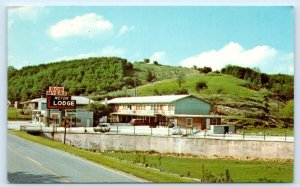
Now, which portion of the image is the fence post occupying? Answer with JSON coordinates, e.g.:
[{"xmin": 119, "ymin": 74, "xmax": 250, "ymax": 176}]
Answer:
[
  {"xmin": 263, "ymin": 131, "xmax": 266, "ymax": 141},
  {"xmin": 151, "ymin": 127, "xmax": 152, "ymax": 136},
  {"xmin": 285, "ymin": 133, "xmax": 287, "ymax": 142},
  {"xmin": 134, "ymin": 125, "xmax": 135, "ymax": 135},
  {"xmin": 40, "ymin": 125, "xmax": 42, "ymax": 132},
  {"xmin": 243, "ymin": 132, "xmax": 245, "ymax": 140},
  {"xmin": 63, "ymin": 126, "xmax": 67, "ymax": 144},
  {"xmin": 223, "ymin": 132, "xmax": 225, "ymax": 139},
  {"xmin": 168, "ymin": 127, "xmax": 170, "ymax": 136},
  {"xmin": 117, "ymin": 125, "xmax": 118, "ymax": 134},
  {"xmin": 204, "ymin": 130, "xmax": 206, "ymax": 138}
]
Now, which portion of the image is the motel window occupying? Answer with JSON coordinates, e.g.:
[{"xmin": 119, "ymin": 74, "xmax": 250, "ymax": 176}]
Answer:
[
  {"xmin": 136, "ymin": 105, "xmax": 141, "ymax": 110},
  {"xmin": 186, "ymin": 118, "xmax": 193, "ymax": 127},
  {"xmin": 128, "ymin": 105, "xmax": 132, "ymax": 110},
  {"xmin": 151, "ymin": 105, "xmax": 154, "ymax": 110},
  {"xmin": 212, "ymin": 118, "xmax": 218, "ymax": 125},
  {"xmin": 159, "ymin": 105, "xmax": 163, "ymax": 110},
  {"xmin": 168, "ymin": 104, "xmax": 175, "ymax": 111}
]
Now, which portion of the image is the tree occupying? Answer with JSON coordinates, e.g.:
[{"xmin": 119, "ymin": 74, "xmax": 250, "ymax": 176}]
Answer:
[
  {"xmin": 143, "ymin": 58, "xmax": 150, "ymax": 64},
  {"xmin": 198, "ymin": 66, "xmax": 212, "ymax": 75},
  {"xmin": 153, "ymin": 61, "xmax": 159, "ymax": 65},
  {"xmin": 195, "ymin": 81, "xmax": 208, "ymax": 91},
  {"xmin": 259, "ymin": 88, "xmax": 270, "ymax": 114},
  {"xmin": 282, "ymin": 100, "xmax": 294, "ymax": 119},
  {"xmin": 87, "ymin": 102, "xmax": 113, "ymax": 126},
  {"xmin": 146, "ymin": 70, "xmax": 156, "ymax": 82},
  {"xmin": 177, "ymin": 73, "xmax": 186, "ymax": 88}
]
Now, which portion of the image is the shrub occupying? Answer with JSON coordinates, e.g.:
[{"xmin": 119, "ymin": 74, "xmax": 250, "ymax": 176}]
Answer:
[
  {"xmin": 195, "ymin": 81, "xmax": 208, "ymax": 91},
  {"xmin": 175, "ymin": 88, "xmax": 189, "ymax": 94}
]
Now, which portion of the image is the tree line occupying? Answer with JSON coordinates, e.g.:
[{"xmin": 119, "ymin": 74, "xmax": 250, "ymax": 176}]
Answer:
[
  {"xmin": 8, "ymin": 57, "xmax": 194, "ymax": 102},
  {"xmin": 220, "ymin": 65, "xmax": 293, "ymax": 101}
]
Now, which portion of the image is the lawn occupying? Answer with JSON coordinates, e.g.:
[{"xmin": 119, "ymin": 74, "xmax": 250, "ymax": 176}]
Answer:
[
  {"xmin": 9, "ymin": 131, "xmax": 293, "ymax": 183},
  {"xmin": 238, "ymin": 127, "xmax": 294, "ymax": 136},
  {"xmin": 7, "ymin": 107, "xmax": 32, "ymax": 121},
  {"xmin": 102, "ymin": 151, "xmax": 293, "ymax": 183},
  {"xmin": 137, "ymin": 73, "xmax": 259, "ymax": 99}
]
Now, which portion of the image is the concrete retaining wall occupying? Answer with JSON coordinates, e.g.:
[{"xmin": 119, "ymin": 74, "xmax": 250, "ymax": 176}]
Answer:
[{"xmin": 44, "ymin": 133, "xmax": 294, "ymax": 160}]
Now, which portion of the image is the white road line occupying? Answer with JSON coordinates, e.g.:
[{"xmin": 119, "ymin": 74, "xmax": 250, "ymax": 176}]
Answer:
[
  {"xmin": 8, "ymin": 145, "xmax": 70, "ymax": 183},
  {"xmin": 25, "ymin": 156, "xmax": 42, "ymax": 166}
]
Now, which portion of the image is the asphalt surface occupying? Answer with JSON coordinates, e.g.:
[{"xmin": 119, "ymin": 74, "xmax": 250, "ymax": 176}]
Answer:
[{"xmin": 7, "ymin": 133, "xmax": 144, "ymax": 183}]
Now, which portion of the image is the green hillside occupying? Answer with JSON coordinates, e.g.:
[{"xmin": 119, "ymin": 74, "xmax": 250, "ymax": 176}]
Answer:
[
  {"xmin": 7, "ymin": 57, "xmax": 293, "ymax": 129},
  {"xmin": 8, "ymin": 57, "xmax": 195, "ymax": 102},
  {"xmin": 109, "ymin": 72, "xmax": 293, "ymax": 130}
]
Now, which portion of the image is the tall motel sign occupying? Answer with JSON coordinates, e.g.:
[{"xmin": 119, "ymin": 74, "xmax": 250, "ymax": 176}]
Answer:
[{"xmin": 46, "ymin": 86, "xmax": 76, "ymax": 126}]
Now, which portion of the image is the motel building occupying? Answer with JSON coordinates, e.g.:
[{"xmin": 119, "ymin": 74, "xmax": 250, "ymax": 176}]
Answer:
[
  {"xmin": 107, "ymin": 94, "xmax": 223, "ymax": 131},
  {"xmin": 22, "ymin": 96, "xmax": 94, "ymax": 127}
]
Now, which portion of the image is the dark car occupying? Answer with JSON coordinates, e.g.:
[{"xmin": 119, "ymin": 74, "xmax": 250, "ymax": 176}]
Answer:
[{"xmin": 129, "ymin": 119, "xmax": 147, "ymax": 126}]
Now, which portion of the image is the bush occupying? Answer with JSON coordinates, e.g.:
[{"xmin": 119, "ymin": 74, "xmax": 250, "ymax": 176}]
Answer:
[
  {"xmin": 195, "ymin": 81, "xmax": 208, "ymax": 92},
  {"xmin": 175, "ymin": 88, "xmax": 189, "ymax": 94}
]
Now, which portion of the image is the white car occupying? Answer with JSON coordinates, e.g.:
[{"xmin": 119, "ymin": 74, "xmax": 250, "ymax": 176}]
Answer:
[
  {"xmin": 172, "ymin": 127, "xmax": 183, "ymax": 135},
  {"xmin": 94, "ymin": 123, "xmax": 111, "ymax": 132}
]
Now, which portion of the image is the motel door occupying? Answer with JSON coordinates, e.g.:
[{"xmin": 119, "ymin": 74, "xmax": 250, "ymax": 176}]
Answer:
[{"xmin": 206, "ymin": 119, "xmax": 210, "ymax": 130}]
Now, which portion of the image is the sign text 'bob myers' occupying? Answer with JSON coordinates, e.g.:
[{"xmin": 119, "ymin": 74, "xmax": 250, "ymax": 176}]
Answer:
[
  {"xmin": 46, "ymin": 86, "xmax": 67, "ymax": 96},
  {"xmin": 47, "ymin": 95, "xmax": 76, "ymax": 109}
]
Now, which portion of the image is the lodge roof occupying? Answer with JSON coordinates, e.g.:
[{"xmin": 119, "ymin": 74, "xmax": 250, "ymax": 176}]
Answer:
[{"xmin": 107, "ymin": 95, "xmax": 207, "ymax": 104}]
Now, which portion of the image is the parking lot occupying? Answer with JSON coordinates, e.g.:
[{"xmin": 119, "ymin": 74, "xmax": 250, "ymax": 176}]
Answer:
[{"xmin": 7, "ymin": 121, "xmax": 294, "ymax": 142}]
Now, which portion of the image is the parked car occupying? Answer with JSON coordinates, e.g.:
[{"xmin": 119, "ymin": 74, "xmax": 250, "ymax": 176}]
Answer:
[
  {"xmin": 172, "ymin": 127, "xmax": 183, "ymax": 135},
  {"xmin": 129, "ymin": 119, "xmax": 148, "ymax": 126},
  {"xmin": 168, "ymin": 121, "xmax": 175, "ymax": 128},
  {"xmin": 94, "ymin": 123, "xmax": 111, "ymax": 132}
]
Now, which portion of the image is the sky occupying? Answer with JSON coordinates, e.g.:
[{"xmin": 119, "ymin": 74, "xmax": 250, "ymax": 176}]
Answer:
[{"xmin": 7, "ymin": 6, "xmax": 294, "ymax": 75}]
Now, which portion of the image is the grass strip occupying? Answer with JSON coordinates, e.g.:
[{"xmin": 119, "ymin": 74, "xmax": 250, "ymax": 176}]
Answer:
[{"xmin": 9, "ymin": 131, "xmax": 193, "ymax": 183}]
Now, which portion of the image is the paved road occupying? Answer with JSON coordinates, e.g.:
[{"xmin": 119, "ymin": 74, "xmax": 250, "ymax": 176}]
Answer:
[{"xmin": 7, "ymin": 134, "xmax": 144, "ymax": 183}]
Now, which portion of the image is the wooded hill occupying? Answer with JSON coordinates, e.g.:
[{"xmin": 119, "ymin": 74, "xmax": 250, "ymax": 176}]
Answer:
[
  {"xmin": 8, "ymin": 57, "xmax": 294, "ymax": 128},
  {"xmin": 8, "ymin": 57, "xmax": 195, "ymax": 101}
]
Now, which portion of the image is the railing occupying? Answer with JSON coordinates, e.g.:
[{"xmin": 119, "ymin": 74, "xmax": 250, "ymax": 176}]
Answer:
[{"xmin": 17, "ymin": 125, "xmax": 294, "ymax": 142}]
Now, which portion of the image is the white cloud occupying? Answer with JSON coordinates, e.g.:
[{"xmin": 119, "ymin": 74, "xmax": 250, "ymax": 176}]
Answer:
[
  {"xmin": 180, "ymin": 42, "xmax": 294, "ymax": 75},
  {"xmin": 8, "ymin": 6, "xmax": 44, "ymax": 22},
  {"xmin": 118, "ymin": 25, "xmax": 134, "ymax": 36},
  {"xmin": 100, "ymin": 46, "xmax": 126, "ymax": 57},
  {"xmin": 150, "ymin": 51, "xmax": 168, "ymax": 65},
  {"xmin": 48, "ymin": 13, "xmax": 113, "ymax": 39}
]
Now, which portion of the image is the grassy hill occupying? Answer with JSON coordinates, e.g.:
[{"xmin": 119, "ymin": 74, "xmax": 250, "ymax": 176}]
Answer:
[{"xmin": 105, "ymin": 72, "xmax": 293, "ymax": 130}]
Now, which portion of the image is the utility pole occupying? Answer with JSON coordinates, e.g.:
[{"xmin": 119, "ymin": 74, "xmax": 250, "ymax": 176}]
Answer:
[{"xmin": 134, "ymin": 78, "xmax": 137, "ymax": 97}]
